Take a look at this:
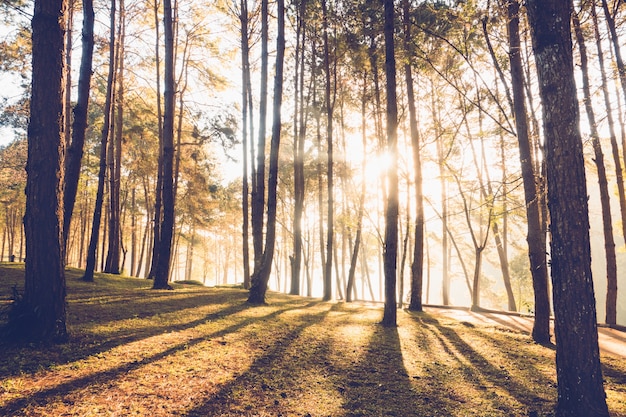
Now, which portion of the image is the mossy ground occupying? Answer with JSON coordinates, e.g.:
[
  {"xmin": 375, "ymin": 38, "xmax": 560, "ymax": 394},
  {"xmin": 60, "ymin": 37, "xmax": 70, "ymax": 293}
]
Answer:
[{"xmin": 0, "ymin": 263, "xmax": 624, "ymax": 416}]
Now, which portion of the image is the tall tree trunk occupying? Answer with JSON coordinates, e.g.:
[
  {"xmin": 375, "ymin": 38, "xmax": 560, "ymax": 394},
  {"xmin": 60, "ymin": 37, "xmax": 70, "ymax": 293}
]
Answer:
[
  {"xmin": 248, "ymin": 0, "xmax": 285, "ymax": 304},
  {"xmin": 105, "ymin": 0, "xmax": 124, "ymax": 275},
  {"xmin": 573, "ymin": 10, "xmax": 618, "ymax": 326},
  {"xmin": 504, "ymin": 0, "xmax": 550, "ymax": 343},
  {"xmin": 83, "ymin": 0, "xmax": 116, "ymax": 283},
  {"xmin": 526, "ymin": 2, "xmax": 609, "ymax": 415},
  {"xmin": 403, "ymin": 0, "xmax": 424, "ymax": 312},
  {"xmin": 291, "ymin": 1, "xmax": 307, "ymax": 296},
  {"xmin": 592, "ymin": 1, "xmax": 626, "ymax": 257},
  {"xmin": 64, "ymin": 0, "xmax": 94, "ymax": 251},
  {"xmin": 148, "ymin": 0, "xmax": 164, "ymax": 279},
  {"xmin": 321, "ymin": 0, "xmax": 334, "ymax": 301},
  {"xmin": 22, "ymin": 0, "xmax": 68, "ymax": 343},
  {"xmin": 381, "ymin": 0, "xmax": 398, "ymax": 327},
  {"xmin": 152, "ymin": 0, "xmax": 175, "ymax": 290},
  {"xmin": 240, "ymin": 0, "xmax": 251, "ymax": 289},
  {"xmin": 251, "ymin": 0, "xmax": 269, "ymax": 272}
]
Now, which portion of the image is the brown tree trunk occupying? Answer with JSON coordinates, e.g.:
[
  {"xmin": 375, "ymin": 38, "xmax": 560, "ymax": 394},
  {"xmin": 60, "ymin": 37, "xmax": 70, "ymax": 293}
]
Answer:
[
  {"xmin": 381, "ymin": 0, "xmax": 398, "ymax": 327},
  {"xmin": 105, "ymin": 0, "xmax": 124, "ymax": 275},
  {"xmin": 240, "ymin": 0, "xmax": 251, "ymax": 289},
  {"xmin": 527, "ymin": 1, "xmax": 609, "ymax": 415},
  {"xmin": 22, "ymin": 0, "xmax": 68, "ymax": 343},
  {"xmin": 291, "ymin": 1, "xmax": 307, "ymax": 296},
  {"xmin": 404, "ymin": 0, "xmax": 424, "ymax": 312},
  {"xmin": 250, "ymin": 0, "xmax": 268, "ymax": 273},
  {"xmin": 152, "ymin": 0, "xmax": 175, "ymax": 290},
  {"xmin": 83, "ymin": 0, "xmax": 116, "ymax": 283},
  {"xmin": 573, "ymin": 10, "xmax": 618, "ymax": 326},
  {"xmin": 248, "ymin": 0, "xmax": 285, "ymax": 304},
  {"xmin": 321, "ymin": 0, "xmax": 334, "ymax": 301},
  {"xmin": 592, "ymin": 1, "xmax": 626, "ymax": 247},
  {"xmin": 504, "ymin": 0, "xmax": 551, "ymax": 343},
  {"xmin": 63, "ymin": 0, "xmax": 94, "ymax": 252},
  {"xmin": 147, "ymin": 0, "xmax": 164, "ymax": 280}
]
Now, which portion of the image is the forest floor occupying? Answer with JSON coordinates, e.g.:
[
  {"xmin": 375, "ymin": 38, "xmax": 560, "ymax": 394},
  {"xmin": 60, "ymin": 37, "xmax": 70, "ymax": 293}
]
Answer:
[{"xmin": 0, "ymin": 263, "xmax": 625, "ymax": 417}]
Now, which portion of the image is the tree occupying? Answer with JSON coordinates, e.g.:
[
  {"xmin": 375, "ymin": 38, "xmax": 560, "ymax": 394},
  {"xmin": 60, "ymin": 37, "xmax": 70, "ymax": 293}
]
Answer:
[
  {"xmin": 247, "ymin": 0, "xmax": 285, "ymax": 304},
  {"xmin": 403, "ymin": 0, "xmax": 424, "ymax": 312},
  {"xmin": 105, "ymin": 0, "xmax": 125, "ymax": 275},
  {"xmin": 20, "ymin": 0, "xmax": 68, "ymax": 342},
  {"xmin": 63, "ymin": 0, "xmax": 94, "ymax": 251},
  {"xmin": 572, "ymin": 7, "xmax": 618, "ymax": 326},
  {"xmin": 152, "ymin": 0, "xmax": 175, "ymax": 289},
  {"xmin": 500, "ymin": 0, "xmax": 550, "ymax": 343},
  {"xmin": 83, "ymin": 0, "xmax": 116, "ymax": 283},
  {"xmin": 321, "ymin": 0, "xmax": 334, "ymax": 302},
  {"xmin": 381, "ymin": 0, "xmax": 398, "ymax": 327},
  {"xmin": 526, "ymin": 1, "xmax": 609, "ymax": 415}
]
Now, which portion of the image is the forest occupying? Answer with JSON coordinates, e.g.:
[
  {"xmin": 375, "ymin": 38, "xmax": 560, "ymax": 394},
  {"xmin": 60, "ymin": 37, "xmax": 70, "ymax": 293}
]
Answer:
[{"xmin": 1, "ymin": 0, "xmax": 626, "ymax": 415}]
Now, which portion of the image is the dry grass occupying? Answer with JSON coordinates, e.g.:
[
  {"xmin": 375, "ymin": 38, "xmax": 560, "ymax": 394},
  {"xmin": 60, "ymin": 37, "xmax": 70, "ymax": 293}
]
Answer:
[{"xmin": 0, "ymin": 263, "xmax": 624, "ymax": 416}]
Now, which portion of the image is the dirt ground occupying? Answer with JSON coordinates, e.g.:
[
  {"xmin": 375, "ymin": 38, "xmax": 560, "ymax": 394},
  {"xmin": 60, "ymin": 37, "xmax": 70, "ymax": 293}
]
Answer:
[{"xmin": 426, "ymin": 306, "xmax": 626, "ymax": 359}]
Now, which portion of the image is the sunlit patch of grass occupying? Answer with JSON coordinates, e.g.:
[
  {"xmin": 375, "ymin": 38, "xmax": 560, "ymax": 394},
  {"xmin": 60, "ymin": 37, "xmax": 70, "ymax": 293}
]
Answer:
[{"xmin": 0, "ymin": 264, "xmax": 625, "ymax": 416}]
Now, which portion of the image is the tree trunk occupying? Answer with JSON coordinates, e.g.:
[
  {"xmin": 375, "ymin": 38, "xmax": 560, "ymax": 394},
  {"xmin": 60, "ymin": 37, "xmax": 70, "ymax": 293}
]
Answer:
[
  {"xmin": 251, "ymin": 0, "xmax": 269, "ymax": 273},
  {"xmin": 105, "ymin": 0, "xmax": 124, "ymax": 275},
  {"xmin": 240, "ymin": 0, "xmax": 251, "ymax": 289},
  {"xmin": 403, "ymin": 0, "xmax": 424, "ymax": 312},
  {"xmin": 21, "ymin": 0, "xmax": 68, "ymax": 343},
  {"xmin": 321, "ymin": 0, "xmax": 334, "ymax": 302},
  {"xmin": 247, "ymin": 0, "xmax": 285, "ymax": 304},
  {"xmin": 504, "ymin": 0, "xmax": 550, "ymax": 343},
  {"xmin": 592, "ymin": 1, "xmax": 626, "ymax": 264},
  {"xmin": 526, "ymin": 2, "xmax": 609, "ymax": 415},
  {"xmin": 381, "ymin": 0, "xmax": 398, "ymax": 327},
  {"xmin": 291, "ymin": 1, "xmax": 307, "ymax": 296},
  {"xmin": 83, "ymin": 0, "xmax": 116, "ymax": 283},
  {"xmin": 573, "ymin": 10, "xmax": 618, "ymax": 326},
  {"xmin": 147, "ymin": 0, "xmax": 164, "ymax": 280},
  {"xmin": 63, "ymin": 0, "xmax": 94, "ymax": 251},
  {"xmin": 152, "ymin": 0, "xmax": 175, "ymax": 290}
]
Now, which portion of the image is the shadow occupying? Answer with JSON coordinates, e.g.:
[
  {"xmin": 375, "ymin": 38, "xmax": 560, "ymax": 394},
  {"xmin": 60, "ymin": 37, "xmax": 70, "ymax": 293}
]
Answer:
[
  {"xmin": 414, "ymin": 314, "xmax": 554, "ymax": 415},
  {"xmin": 183, "ymin": 305, "xmax": 330, "ymax": 416},
  {"xmin": 0, "ymin": 290, "xmax": 254, "ymax": 378},
  {"xmin": 336, "ymin": 323, "xmax": 428, "ymax": 417},
  {"xmin": 0, "ymin": 301, "xmax": 318, "ymax": 416}
]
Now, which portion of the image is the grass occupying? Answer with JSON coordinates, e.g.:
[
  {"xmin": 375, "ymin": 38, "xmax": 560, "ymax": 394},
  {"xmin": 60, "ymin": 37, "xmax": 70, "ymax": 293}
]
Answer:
[{"xmin": 0, "ymin": 263, "xmax": 624, "ymax": 416}]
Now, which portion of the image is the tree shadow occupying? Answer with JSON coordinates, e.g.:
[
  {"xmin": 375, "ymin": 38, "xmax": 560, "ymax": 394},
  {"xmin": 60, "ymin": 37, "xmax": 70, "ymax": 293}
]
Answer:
[
  {"xmin": 413, "ymin": 313, "xmax": 555, "ymax": 415},
  {"xmin": 183, "ymin": 305, "xmax": 331, "ymax": 416},
  {"xmin": 335, "ymin": 322, "xmax": 430, "ymax": 417},
  {"xmin": 0, "ymin": 301, "xmax": 319, "ymax": 416},
  {"xmin": 0, "ymin": 289, "xmax": 254, "ymax": 378}
]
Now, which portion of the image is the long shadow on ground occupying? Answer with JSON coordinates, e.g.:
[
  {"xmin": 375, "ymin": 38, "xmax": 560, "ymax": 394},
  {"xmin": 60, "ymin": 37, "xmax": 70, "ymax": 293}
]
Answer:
[{"xmin": 0, "ymin": 301, "xmax": 313, "ymax": 416}]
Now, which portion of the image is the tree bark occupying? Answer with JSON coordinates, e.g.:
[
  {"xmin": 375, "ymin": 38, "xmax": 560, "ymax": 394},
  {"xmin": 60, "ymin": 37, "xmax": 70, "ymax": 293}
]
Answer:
[
  {"xmin": 321, "ymin": 0, "xmax": 334, "ymax": 301},
  {"xmin": 105, "ymin": 0, "xmax": 124, "ymax": 275},
  {"xmin": 573, "ymin": 9, "xmax": 618, "ymax": 326},
  {"xmin": 381, "ymin": 0, "xmax": 398, "ymax": 327},
  {"xmin": 22, "ymin": 0, "xmax": 69, "ymax": 343},
  {"xmin": 240, "ymin": 0, "xmax": 251, "ymax": 289},
  {"xmin": 503, "ymin": 0, "xmax": 550, "ymax": 342},
  {"xmin": 251, "ymin": 0, "xmax": 269, "ymax": 273},
  {"xmin": 63, "ymin": 0, "xmax": 94, "ymax": 251},
  {"xmin": 526, "ymin": 1, "xmax": 609, "ymax": 415},
  {"xmin": 248, "ymin": 0, "xmax": 285, "ymax": 304},
  {"xmin": 403, "ymin": 0, "xmax": 424, "ymax": 312},
  {"xmin": 152, "ymin": 0, "xmax": 175, "ymax": 290},
  {"xmin": 83, "ymin": 0, "xmax": 116, "ymax": 283}
]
